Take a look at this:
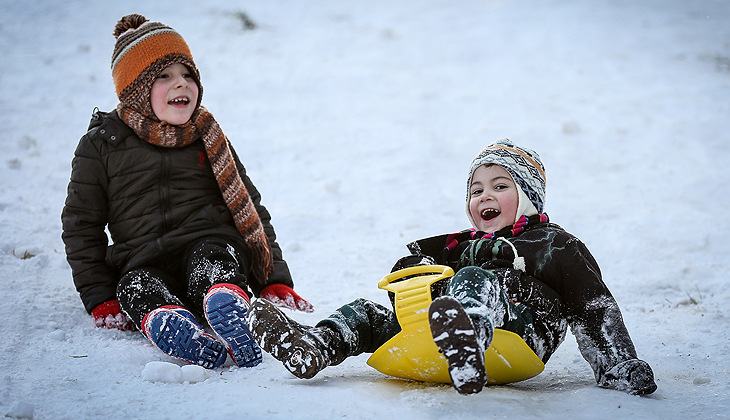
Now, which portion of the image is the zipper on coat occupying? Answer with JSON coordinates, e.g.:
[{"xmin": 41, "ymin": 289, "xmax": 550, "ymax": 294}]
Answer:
[{"xmin": 160, "ymin": 151, "xmax": 173, "ymax": 233}]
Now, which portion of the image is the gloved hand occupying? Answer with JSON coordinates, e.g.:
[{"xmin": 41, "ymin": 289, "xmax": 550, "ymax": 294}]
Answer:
[
  {"xmin": 260, "ymin": 284, "xmax": 314, "ymax": 313},
  {"xmin": 91, "ymin": 300, "xmax": 135, "ymax": 331},
  {"xmin": 599, "ymin": 359, "xmax": 657, "ymax": 395}
]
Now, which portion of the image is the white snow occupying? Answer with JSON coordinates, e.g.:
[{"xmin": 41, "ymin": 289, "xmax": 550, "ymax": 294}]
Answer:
[
  {"xmin": 4, "ymin": 400, "xmax": 34, "ymax": 420},
  {"xmin": 141, "ymin": 362, "xmax": 211, "ymax": 384},
  {"xmin": 1, "ymin": 0, "xmax": 729, "ymax": 419}
]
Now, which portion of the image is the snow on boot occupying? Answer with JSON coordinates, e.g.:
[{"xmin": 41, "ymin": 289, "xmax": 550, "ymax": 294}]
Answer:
[
  {"xmin": 204, "ymin": 283, "xmax": 262, "ymax": 367},
  {"xmin": 429, "ymin": 296, "xmax": 487, "ymax": 395},
  {"xmin": 600, "ymin": 359, "xmax": 657, "ymax": 395},
  {"xmin": 248, "ymin": 298, "xmax": 334, "ymax": 379},
  {"xmin": 142, "ymin": 305, "xmax": 227, "ymax": 369}
]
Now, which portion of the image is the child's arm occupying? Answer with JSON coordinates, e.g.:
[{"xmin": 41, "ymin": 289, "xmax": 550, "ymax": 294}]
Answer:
[
  {"xmin": 555, "ymin": 238, "xmax": 656, "ymax": 394},
  {"xmin": 61, "ymin": 134, "xmax": 118, "ymax": 314}
]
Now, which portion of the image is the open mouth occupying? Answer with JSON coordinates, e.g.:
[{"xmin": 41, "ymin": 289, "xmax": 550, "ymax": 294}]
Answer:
[
  {"xmin": 480, "ymin": 208, "xmax": 501, "ymax": 221},
  {"xmin": 168, "ymin": 97, "xmax": 190, "ymax": 106}
]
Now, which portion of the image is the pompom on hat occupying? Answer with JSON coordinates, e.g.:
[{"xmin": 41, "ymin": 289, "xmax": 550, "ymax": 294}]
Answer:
[
  {"xmin": 111, "ymin": 14, "xmax": 202, "ymax": 117},
  {"xmin": 466, "ymin": 139, "xmax": 546, "ymax": 228}
]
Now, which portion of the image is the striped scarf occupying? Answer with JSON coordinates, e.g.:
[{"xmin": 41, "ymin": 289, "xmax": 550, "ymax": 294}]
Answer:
[
  {"xmin": 444, "ymin": 214, "xmax": 549, "ymax": 253},
  {"xmin": 117, "ymin": 102, "xmax": 273, "ymax": 284}
]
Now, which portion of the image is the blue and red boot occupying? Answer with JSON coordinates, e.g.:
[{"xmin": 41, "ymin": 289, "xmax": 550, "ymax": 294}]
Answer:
[
  {"xmin": 204, "ymin": 284, "xmax": 262, "ymax": 367},
  {"xmin": 142, "ymin": 305, "xmax": 227, "ymax": 369}
]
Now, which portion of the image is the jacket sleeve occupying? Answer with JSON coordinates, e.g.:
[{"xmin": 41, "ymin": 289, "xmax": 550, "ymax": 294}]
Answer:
[
  {"xmin": 61, "ymin": 132, "xmax": 117, "ymax": 313},
  {"xmin": 554, "ymin": 238, "xmax": 640, "ymax": 384},
  {"xmin": 230, "ymin": 146, "xmax": 294, "ymax": 295}
]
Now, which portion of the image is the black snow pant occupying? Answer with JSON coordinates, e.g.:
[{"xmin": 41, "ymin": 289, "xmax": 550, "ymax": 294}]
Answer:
[
  {"xmin": 116, "ymin": 238, "xmax": 251, "ymax": 330},
  {"xmin": 317, "ymin": 266, "xmax": 538, "ymax": 362}
]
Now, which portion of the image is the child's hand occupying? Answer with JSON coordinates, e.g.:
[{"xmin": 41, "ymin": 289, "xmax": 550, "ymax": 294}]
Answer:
[
  {"xmin": 91, "ymin": 300, "xmax": 135, "ymax": 331},
  {"xmin": 600, "ymin": 359, "xmax": 657, "ymax": 395},
  {"xmin": 260, "ymin": 284, "xmax": 314, "ymax": 313}
]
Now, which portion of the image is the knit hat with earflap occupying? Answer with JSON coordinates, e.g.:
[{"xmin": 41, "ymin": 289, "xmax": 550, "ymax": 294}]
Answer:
[
  {"xmin": 110, "ymin": 14, "xmax": 274, "ymax": 284},
  {"xmin": 466, "ymin": 139, "xmax": 546, "ymax": 228},
  {"xmin": 111, "ymin": 14, "xmax": 202, "ymax": 118}
]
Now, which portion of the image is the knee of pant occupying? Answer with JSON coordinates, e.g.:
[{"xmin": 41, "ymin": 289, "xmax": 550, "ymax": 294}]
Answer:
[
  {"xmin": 447, "ymin": 266, "xmax": 497, "ymax": 294},
  {"xmin": 116, "ymin": 268, "xmax": 181, "ymax": 322},
  {"xmin": 453, "ymin": 266, "xmax": 495, "ymax": 282},
  {"xmin": 187, "ymin": 240, "xmax": 246, "ymax": 283},
  {"xmin": 190, "ymin": 241, "xmax": 239, "ymax": 266},
  {"xmin": 117, "ymin": 268, "xmax": 167, "ymax": 295}
]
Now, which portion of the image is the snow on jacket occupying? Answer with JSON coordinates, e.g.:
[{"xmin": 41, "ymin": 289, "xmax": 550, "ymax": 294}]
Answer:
[
  {"xmin": 408, "ymin": 222, "xmax": 639, "ymax": 385},
  {"xmin": 62, "ymin": 109, "xmax": 293, "ymax": 313}
]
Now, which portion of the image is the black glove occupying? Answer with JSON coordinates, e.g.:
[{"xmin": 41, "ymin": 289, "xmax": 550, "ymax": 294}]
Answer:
[{"xmin": 599, "ymin": 359, "xmax": 657, "ymax": 395}]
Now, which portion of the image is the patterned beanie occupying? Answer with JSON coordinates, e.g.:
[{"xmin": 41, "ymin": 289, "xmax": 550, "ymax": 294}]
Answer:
[
  {"xmin": 465, "ymin": 139, "xmax": 546, "ymax": 227},
  {"xmin": 111, "ymin": 14, "xmax": 202, "ymax": 118}
]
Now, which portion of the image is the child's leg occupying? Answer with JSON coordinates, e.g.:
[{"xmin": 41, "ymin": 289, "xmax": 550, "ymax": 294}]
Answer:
[
  {"xmin": 444, "ymin": 266, "xmax": 518, "ymax": 349},
  {"xmin": 249, "ymin": 297, "xmax": 400, "ymax": 379},
  {"xmin": 249, "ymin": 298, "xmax": 342, "ymax": 379},
  {"xmin": 117, "ymin": 268, "xmax": 227, "ymax": 368},
  {"xmin": 316, "ymin": 298, "xmax": 401, "ymax": 355},
  {"xmin": 184, "ymin": 238, "xmax": 250, "ymax": 311},
  {"xmin": 429, "ymin": 266, "xmax": 523, "ymax": 394},
  {"xmin": 183, "ymin": 238, "xmax": 262, "ymax": 367},
  {"xmin": 117, "ymin": 267, "xmax": 186, "ymax": 328}
]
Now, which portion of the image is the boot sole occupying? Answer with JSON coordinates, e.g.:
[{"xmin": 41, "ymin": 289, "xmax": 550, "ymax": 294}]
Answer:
[
  {"xmin": 205, "ymin": 291, "xmax": 262, "ymax": 368},
  {"xmin": 146, "ymin": 309, "xmax": 227, "ymax": 369},
  {"xmin": 429, "ymin": 296, "xmax": 487, "ymax": 394}
]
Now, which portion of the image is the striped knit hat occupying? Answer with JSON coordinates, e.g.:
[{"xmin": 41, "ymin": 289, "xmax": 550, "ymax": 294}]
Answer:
[
  {"xmin": 466, "ymin": 139, "xmax": 546, "ymax": 227},
  {"xmin": 111, "ymin": 14, "xmax": 202, "ymax": 118}
]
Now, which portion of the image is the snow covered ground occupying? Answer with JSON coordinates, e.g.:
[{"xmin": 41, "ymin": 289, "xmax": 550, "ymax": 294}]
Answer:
[{"xmin": 1, "ymin": 0, "xmax": 729, "ymax": 418}]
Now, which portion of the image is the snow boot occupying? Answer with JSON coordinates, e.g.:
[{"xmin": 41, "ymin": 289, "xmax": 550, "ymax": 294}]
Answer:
[
  {"xmin": 429, "ymin": 296, "xmax": 488, "ymax": 395},
  {"xmin": 142, "ymin": 305, "xmax": 227, "ymax": 369},
  {"xmin": 248, "ymin": 298, "xmax": 341, "ymax": 379},
  {"xmin": 204, "ymin": 283, "xmax": 262, "ymax": 367}
]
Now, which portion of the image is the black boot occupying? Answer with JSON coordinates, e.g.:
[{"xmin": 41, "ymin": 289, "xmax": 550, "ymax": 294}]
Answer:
[
  {"xmin": 248, "ymin": 298, "xmax": 343, "ymax": 379},
  {"xmin": 429, "ymin": 296, "xmax": 488, "ymax": 395}
]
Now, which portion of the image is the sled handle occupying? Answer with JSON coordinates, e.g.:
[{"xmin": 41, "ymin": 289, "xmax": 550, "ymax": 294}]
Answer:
[
  {"xmin": 377, "ymin": 264, "xmax": 454, "ymax": 290},
  {"xmin": 377, "ymin": 265, "xmax": 454, "ymax": 330}
]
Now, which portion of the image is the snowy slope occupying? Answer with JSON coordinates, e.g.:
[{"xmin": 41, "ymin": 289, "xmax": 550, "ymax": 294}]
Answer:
[{"xmin": 1, "ymin": 0, "xmax": 729, "ymax": 419}]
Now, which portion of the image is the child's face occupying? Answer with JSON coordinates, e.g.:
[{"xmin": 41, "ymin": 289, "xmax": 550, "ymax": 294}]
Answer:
[
  {"xmin": 150, "ymin": 63, "xmax": 199, "ymax": 125},
  {"xmin": 468, "ymin": 164, "xmax": 519, "ymax": 233}
]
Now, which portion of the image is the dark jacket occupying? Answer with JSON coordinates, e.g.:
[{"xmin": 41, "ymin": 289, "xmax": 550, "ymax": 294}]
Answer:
[
  {"xmin": 62, "ymin": 109, "xmax": 293, "ymax": 313},
  {"xmin": 408, "ymin": 222, "xmax": 639, "ymax": 383}
]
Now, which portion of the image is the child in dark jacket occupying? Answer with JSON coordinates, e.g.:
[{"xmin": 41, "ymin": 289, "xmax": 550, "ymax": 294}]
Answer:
[
  {"xmin": 61, "ymin": 14, "xmax": 312, "ymax": 369},
  {"xmin": 248, "ymin": 139, "xmax": 656, "ymax": 395}
]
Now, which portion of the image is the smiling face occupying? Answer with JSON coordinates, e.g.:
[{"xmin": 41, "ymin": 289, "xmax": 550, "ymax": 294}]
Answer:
[
  {"xmin": 150, "ymin": 63, "xmax": 199, "ymax": 125},
  {"xmin": 468, "ymin": 164, "xmax": 520, "ymax": 233}
]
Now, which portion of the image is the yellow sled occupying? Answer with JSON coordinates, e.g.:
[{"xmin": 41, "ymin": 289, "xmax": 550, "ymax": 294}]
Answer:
[{"xmin": 366, "ymin": 265, "xmax": 544, "ymax": 385}]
